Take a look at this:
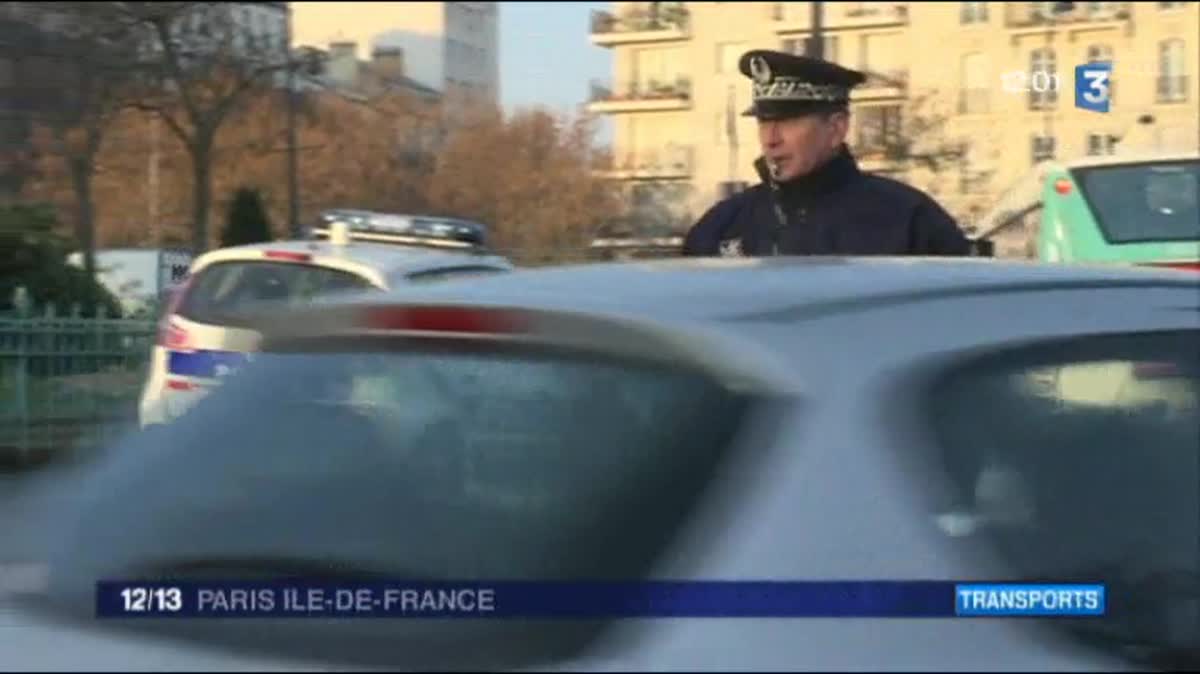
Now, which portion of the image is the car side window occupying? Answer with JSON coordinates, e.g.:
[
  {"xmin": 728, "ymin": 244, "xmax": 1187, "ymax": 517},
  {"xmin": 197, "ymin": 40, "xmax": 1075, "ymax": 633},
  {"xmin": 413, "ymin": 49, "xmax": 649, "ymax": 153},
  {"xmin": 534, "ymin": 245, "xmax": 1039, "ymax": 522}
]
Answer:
[{"xmin": 925, "ymin": 329, "xmax": 1199, "ymax": 580}]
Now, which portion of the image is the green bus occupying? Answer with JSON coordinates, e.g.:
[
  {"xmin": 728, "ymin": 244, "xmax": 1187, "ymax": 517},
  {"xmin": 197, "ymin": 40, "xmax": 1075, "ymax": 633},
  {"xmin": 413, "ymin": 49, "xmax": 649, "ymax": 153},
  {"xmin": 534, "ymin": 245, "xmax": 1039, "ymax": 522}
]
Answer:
[{"xmin": 979, "ymin": 150, "xmax": 1200, "ymax": 271}]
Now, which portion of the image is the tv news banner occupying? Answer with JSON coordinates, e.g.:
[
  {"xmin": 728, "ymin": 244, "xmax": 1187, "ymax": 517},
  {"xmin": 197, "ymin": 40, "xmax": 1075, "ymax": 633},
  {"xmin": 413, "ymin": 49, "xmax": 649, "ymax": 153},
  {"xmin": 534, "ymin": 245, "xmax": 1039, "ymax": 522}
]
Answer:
[{"xmin": 97, "ymin": 581, "xmax": 1106, "ymax": 619}]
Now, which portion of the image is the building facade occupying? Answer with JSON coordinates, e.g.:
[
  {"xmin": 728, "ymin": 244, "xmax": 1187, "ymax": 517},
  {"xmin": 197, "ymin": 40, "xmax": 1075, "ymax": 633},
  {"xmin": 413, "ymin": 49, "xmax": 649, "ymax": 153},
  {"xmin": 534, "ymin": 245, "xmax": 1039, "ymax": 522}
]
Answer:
[
  {"xmin": 291, "ymin": 1, "xmax": 500, "ymax": 104},
  {"xmin": 588, "ymin": 1, "xmax": 1200, "ymax": 235}
]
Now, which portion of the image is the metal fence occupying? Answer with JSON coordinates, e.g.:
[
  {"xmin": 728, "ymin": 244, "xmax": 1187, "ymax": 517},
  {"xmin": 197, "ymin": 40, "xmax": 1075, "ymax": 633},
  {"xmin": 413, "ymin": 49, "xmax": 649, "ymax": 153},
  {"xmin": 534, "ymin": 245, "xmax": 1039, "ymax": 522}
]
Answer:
[{"xmin": 0, "ymin": 305, "xmax": 156, "ymax": 462}]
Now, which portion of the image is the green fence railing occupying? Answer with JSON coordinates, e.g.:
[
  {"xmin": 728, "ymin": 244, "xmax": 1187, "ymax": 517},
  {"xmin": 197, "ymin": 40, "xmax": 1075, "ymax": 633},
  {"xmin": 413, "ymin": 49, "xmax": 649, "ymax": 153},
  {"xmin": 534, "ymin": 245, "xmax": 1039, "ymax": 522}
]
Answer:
[{"xmin": 0, "ymin": 305, "xmax": 157, "ymax": 462}]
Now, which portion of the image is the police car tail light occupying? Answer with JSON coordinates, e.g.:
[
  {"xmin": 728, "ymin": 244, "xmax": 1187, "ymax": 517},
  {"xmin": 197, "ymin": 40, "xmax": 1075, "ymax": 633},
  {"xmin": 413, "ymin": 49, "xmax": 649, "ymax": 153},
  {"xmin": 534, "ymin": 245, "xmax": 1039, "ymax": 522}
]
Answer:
[
  {"xmin": 361, "ymin": 306, "xmax": 529, "ymax": 334},
  {"xmin": 263, "ymin": 250, "xmax": 312, "ymax": 263},
  {"xmin": 156, "ymin": 277, "xmax": 194, "ymax": 348}
]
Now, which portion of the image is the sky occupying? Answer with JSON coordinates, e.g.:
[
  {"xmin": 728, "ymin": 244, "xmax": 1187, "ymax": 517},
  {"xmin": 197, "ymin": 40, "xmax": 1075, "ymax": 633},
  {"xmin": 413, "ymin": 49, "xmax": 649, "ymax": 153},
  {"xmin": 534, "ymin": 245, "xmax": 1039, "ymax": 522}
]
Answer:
[{"xmin": 498, "ymin": 2, "xmax": 613, "ymax": 137}]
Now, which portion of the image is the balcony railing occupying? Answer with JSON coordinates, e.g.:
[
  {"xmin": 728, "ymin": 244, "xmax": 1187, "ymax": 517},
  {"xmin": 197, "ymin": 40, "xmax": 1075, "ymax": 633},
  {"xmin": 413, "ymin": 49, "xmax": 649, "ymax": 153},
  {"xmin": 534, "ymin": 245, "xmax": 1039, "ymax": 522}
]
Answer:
[
  {"xmin": 590, "ymin": 3, "xmax": 689, "ymax": 42},
  {"xmin": 773, "ymin": 2, "xmax": 908, "ymax": 30},
  {"xmin": 1005, "ymin": 1, "xmax": 1131, "ymax": 28},
  {"xmin": 599, "ymin": 147, "xmax": 695, "ymax": 179},
  {"xmin": 1157, "ymin": 75, "xmax": 1189, "ymax": 102},
  {"xmin": 588, "ymin": 77, "xmax": 692, "ymax": 107},
  {"xmin": 853, "ymin": 69, "xmax": 909, "ymax": 99}
]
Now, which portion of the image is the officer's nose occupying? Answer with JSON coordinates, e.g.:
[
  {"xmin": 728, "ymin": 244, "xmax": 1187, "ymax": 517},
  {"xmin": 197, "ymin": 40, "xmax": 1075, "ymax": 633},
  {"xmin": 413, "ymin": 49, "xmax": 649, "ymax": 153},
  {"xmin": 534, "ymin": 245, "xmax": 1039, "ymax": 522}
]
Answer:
[{"xmin": 760, "ymin": 120, "xmax": 783, "ymax": 148}]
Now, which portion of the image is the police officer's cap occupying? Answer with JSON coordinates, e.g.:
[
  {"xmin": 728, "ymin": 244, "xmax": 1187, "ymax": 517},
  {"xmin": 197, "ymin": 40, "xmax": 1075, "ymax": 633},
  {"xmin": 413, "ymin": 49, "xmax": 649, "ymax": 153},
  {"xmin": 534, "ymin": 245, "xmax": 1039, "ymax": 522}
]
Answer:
[{"xmin": 738, "ymin": 49, "xmax": 867, "ymax": 120}]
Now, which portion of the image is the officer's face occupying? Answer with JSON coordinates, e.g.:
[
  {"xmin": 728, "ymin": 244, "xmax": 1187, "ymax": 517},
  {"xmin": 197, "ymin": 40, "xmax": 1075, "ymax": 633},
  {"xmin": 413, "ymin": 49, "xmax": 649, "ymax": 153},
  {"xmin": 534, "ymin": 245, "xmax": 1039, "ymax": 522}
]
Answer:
[{"xmin": 758, "ymin": 112, "xmax": 849, "ymax": 182}]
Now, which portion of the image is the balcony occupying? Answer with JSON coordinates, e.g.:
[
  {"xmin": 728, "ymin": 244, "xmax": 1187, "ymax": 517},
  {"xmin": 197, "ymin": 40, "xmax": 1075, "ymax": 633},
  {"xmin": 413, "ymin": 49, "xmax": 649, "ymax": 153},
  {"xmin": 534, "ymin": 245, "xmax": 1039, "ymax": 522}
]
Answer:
[
  {"xmin": 595, "ymin": 147, "xmax": 694, "ymax": 181},
  {"xmin": 590, "ymin": 3, "xmax": 689, "ymax": 47},
  {"xmin": 852, "ymin": 69, "xmax": 908, "ymax": 101},
  {"xmin": 586, "ymin": 78, "xmax": 692, "ymax": 114},
  {"xmin": 774, "ymin": 2, "xmax": 908, "ymax": 33},
  {"xmin": 1005, "ymin": 2, "xmax": 1132, "ymax": 36}
]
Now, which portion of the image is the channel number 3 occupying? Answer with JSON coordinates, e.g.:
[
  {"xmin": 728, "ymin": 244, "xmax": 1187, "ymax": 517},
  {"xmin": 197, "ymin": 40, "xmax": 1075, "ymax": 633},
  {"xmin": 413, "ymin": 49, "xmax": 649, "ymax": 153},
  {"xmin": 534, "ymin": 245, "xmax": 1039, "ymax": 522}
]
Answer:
[{"xmin": 1079, "ymin": 67, "xmax": 1111, "ymax": 104}]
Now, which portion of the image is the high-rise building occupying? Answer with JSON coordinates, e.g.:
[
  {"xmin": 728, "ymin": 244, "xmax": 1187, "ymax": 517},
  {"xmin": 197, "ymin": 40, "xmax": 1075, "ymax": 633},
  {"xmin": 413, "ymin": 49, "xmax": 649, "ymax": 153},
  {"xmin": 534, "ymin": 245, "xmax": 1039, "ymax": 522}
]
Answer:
[
  {"xmin": 291, "ymin": 2, "xmax": 500, "ymax": 103},
  {"xmin": 588, "ymin": 1, "xmax": 1199, "ymax": 235}
]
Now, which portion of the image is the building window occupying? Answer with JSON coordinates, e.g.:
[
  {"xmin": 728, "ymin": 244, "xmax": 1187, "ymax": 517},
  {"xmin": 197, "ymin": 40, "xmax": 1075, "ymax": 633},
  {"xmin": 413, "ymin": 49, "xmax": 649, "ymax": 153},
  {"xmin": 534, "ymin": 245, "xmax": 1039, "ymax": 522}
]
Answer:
[
  {"xmin": 1085, "ymin": 1, "xmax": 1118, "ymax": 17},
  {"xmin": 857, "ymin": 105, "xmax": 902, "ymax": 154},
  {"xmin": 959, "ymin": 52, "xmax": 989, "ymax": 114},
  {"xmin": 1031, "ymin": 134, "xmax": 1056, "ymax": 163},
  {"xmin": 1028, "ymin": 48, "xmax": 1058, "ymax": 110},
  {"xmin": 1158, "ymin": 39, "xmax": 1188, "ymax": 102},
  {"xmin": 716, "ymin": 42, "xmax": 744, "ymax": 75},
  {"xmin": 1086, "ymin": 132, "xmax": 1116, "ymax": 156},
  {"xmin": 781, "ymin": 35, "xmax": 837, "ymax": 60},
  {"xmin": 1158, "ymin": 1, "xmax": 1187, "ymax": 8},
  {"xmin": 961, "ymin": 1, "xmax": 989, "ymax": 24},
  {"xmin": 1086, "ymin": 44, "xmax": 1115, "ymax": 103}
]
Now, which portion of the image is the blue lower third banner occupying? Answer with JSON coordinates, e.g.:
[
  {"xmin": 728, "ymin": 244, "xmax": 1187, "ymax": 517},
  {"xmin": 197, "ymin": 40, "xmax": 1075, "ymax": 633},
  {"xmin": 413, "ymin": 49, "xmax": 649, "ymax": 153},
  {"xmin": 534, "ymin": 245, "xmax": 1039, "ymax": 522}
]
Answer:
[{"xmin": 95, "ymin": 581, "xmax": 1106, "ymax": 619}]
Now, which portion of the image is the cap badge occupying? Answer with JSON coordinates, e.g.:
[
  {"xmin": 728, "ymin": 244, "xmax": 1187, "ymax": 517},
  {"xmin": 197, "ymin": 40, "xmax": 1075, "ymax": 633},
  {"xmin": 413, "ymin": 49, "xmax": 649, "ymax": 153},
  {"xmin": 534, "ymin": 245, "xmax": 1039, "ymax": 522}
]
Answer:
[{"xmin": 749, "ymin": 56, "xmax": 773, "ymax": 85}]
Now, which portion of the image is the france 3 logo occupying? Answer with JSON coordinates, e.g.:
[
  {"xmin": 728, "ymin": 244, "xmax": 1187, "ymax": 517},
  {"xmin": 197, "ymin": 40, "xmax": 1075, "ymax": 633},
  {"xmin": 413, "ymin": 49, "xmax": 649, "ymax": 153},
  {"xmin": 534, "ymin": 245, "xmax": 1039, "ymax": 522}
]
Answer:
[{"xmin": 1075, "ymin": 61, "xmax": 1113, "ymax": 113}]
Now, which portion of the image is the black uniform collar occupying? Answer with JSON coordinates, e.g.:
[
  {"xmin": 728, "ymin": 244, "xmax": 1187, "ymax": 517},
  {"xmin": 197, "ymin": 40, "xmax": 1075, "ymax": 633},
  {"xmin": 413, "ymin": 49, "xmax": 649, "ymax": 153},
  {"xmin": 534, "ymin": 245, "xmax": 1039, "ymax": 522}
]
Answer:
[{"xmin": 755, "ymin": 144, "xmax": 861, "ymax": 200}]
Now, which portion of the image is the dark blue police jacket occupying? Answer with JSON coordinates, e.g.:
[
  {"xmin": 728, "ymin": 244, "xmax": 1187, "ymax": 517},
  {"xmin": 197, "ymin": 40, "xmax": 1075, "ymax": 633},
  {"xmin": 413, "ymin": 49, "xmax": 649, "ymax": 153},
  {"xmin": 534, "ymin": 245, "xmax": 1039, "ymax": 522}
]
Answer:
[{"xmin": 682, "ymin": 146, "xmax": 972, "ymax": 257}]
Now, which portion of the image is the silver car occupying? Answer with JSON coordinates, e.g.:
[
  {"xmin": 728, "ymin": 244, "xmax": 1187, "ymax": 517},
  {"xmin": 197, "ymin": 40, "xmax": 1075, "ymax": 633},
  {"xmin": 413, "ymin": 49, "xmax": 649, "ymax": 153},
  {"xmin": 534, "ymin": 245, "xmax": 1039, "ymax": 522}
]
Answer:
[{"xmin": 8, "ymin": 257, "xmax": 1199, "ymax": 670}]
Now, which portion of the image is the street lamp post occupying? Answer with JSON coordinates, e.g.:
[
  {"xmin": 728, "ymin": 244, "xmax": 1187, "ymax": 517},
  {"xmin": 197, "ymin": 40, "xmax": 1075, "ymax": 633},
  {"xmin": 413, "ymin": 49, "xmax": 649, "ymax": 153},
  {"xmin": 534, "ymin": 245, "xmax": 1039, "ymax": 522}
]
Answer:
[{"xmin": 807, "ymin": 1, "xmax": 825, "ymax": 60}]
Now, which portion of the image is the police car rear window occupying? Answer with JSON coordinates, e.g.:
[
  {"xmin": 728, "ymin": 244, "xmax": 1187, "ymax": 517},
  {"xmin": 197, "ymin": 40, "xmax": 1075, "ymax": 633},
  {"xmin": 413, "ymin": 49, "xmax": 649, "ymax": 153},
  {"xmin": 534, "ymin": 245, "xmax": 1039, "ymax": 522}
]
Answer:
[{"xmin": 178, "ymin": 261, "xmax": 376, "ymax": 326}]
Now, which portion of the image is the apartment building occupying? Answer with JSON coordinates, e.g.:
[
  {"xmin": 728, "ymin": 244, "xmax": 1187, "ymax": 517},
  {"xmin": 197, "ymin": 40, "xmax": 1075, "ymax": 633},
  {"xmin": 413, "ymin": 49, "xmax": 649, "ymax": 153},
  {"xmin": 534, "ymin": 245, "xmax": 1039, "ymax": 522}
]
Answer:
[
  {"xmin": 291, "ymin": 2, "xmax": 500, "ymax": 104},
  {"xmin": 588, "ymin": 1, "xmax": 1199, "ymax": 234}
]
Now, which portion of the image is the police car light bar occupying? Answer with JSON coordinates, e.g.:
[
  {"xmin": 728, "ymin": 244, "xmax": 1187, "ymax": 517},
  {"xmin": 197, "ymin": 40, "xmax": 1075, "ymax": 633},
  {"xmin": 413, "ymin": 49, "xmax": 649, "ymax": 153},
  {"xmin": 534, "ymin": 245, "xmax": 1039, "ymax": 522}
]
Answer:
[{"xmin": 312, "ymin": 210, "xmax": 488, "ymax": 250}]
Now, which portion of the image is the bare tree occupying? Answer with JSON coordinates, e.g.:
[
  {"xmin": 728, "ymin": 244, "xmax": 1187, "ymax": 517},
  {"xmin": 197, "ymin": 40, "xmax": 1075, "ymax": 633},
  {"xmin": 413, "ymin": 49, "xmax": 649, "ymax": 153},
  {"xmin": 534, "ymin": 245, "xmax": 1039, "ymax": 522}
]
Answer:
[
  {"xmin": 113, "ymin": 2, "xmax": 317, "ymax": 253},
  {"xmin": 6, "ymin": 2, "xmax": 141, "ymax": 311}
]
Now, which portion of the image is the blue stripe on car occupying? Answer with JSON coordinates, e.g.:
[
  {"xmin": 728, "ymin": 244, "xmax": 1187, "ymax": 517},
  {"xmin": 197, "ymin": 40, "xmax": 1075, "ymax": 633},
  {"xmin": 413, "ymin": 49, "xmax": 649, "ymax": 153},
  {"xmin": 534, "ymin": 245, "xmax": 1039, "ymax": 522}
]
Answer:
[{"xmin": 167, "ymin": 350, "xmax": 250, "ymax": 379}]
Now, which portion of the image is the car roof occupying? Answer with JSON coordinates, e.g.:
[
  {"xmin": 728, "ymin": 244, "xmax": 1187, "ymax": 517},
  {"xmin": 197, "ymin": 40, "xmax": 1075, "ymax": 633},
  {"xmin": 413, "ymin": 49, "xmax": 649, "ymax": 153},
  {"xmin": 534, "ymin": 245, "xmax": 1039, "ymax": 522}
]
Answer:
[
  {"xmin": 194, "ymin": 239, "xmax": 512, "ymax": 277},
  {"xmin": 311, "ymin": 257, "xmax": 1200, "ymax": 324},
  {"xmin": 1051, "ymin": 149, "xmax": 1199, "ymax": 171}
]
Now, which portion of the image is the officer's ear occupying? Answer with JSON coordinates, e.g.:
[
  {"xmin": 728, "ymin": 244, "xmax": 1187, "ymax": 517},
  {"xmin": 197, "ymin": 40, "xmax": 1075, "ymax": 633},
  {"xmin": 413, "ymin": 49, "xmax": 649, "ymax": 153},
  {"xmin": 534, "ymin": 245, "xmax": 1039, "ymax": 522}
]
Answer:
[{"xmin": 825, "ymin": 109, "xmax": 851, "ymax": 144}]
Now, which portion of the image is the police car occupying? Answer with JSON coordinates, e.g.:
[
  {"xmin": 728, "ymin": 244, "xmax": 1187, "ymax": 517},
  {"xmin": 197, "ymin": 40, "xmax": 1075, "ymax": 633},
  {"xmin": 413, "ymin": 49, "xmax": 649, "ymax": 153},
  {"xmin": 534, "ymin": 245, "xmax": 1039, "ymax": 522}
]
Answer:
[{"xmin": 137, "ymin": 212, "xmax": 513, "ymax": 428}]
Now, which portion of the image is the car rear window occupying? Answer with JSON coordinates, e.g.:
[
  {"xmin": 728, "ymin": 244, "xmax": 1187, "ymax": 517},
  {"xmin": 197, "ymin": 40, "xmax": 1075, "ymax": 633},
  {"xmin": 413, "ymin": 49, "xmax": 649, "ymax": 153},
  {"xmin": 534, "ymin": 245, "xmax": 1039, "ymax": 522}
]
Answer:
[
  {"xmin": 1072, "ymin": 159, "xmax": 1200, "ymax": 244},
  {"xmin": 177, "ymin": 261, "xmax": 376, "ymax": 326},
  {"xmin": 925, "ymin": 330, "xmax": 1199, "ymax": 660},
  {"xmin": 66, "ymin": 344, "xmax": 755, "ymax": 583}
]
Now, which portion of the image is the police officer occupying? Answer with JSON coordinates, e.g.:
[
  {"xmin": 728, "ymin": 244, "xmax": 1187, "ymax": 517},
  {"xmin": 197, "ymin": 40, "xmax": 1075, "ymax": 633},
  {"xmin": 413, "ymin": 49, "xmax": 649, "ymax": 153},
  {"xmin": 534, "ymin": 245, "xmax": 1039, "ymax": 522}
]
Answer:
[{"xmin": 682, "ymin": 50, "xmax": 972, "ymax": 257}]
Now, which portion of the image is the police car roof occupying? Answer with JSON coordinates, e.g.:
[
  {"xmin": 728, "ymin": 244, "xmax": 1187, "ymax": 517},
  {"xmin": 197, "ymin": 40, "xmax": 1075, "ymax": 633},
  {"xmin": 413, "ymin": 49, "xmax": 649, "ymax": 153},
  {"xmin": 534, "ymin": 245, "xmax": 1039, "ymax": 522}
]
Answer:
[
  {"xmin": 314, "ymin": 256, "xmax": 1197, "ymax": 324},
  {"xmin": 196, "ymin": 239, "xmax": 512, "ymax": 276}
]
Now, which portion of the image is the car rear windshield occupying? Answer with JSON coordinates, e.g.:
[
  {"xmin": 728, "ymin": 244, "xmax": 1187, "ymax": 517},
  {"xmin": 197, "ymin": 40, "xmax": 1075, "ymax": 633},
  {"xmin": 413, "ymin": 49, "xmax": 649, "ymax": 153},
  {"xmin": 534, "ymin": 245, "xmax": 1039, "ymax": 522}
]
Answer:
[
  {"xmin": 177, "ymin": 261, "xmax": 376, "ymax": 326},
  {"xmin": 72, "ymin": 344, "xmax": 754, "ymax": 582},
  {"xmin": 926, "ymin": 330, "xmax": 1199, "ymax": 661},
  {"xmin": 1072, "ymin": 159, "xmax": 1200, "ymax": 244}
]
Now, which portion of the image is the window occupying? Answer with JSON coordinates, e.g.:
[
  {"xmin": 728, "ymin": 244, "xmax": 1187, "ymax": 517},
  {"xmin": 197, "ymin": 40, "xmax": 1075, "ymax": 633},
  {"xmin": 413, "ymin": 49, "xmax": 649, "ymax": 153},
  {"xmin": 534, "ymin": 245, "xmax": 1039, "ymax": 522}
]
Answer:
[
  {"xmin": 925, "ymin": 331, "xmax": 1199, "ymax": 656},
  {"xmin": 1031, "ymin": 134, "xmax": 1056, "ymax": 163},
  {"xmin": 1028, "ymin": 48, "xmax": 1058, "ymax": 109},
  {"xmin": 1158, "ymin": 39, "xmax": 1188, "ymax": 102},
  {"xmin": 1158, "ymin": 1, "xmax": 1188, "ymax": 8},
  {"xmin": 959, "ymin": 52, "xmax": 990, "ymax": 114},
  {"xmin": 856, "ymin": 105, "xmax": 902, "ymax": 153},
  {"xmin": 782, "ymin": 35, "xmax": 839, "ymax": 59},
  {"xmin": 1073, "ymin": 159, "xmax": 1200, "ymax": 244},
  {"xmin": 716, "ymin": 41, "xmax": 744, "ymax": 75},
  {"xmin": 177, "ymin": 261, "xmax": 376, "ymax": 328},
  {"xmin": 1086, "ymin": 44, "xmax": 1115, "ymax": 103},
  {"xmin": 1085, "ymin": 1, "xmax": 1117, "ymax": 17},
  {"xmin": 960, "ymin": 1, "xmax": 989, "ymax": 23},
  {"xmin": 1085, "ymin": 132, "xmax": 1116, "ymax": 156}
]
